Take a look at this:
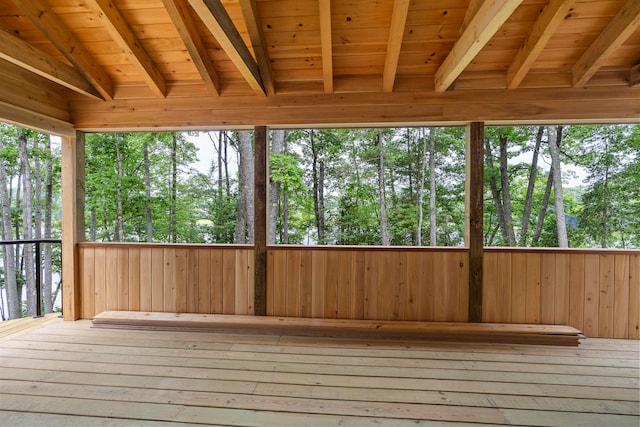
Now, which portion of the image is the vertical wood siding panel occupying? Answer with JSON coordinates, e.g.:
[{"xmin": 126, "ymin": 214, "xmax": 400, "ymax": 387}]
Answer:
[
  {"xmin": 311, "ymin": 250, "xmax": 326, "ymax": 318},
  {"xmin": 364, "ymin": 251, "xmax": 378, "ymax": 320},
  {"xmin": 423, "ymin": 252, "xmax": 435, "ymax": 322},
  {"xmin": 117, "ymin": 247, "xmax": 129, "ymax": 311},
  {"xmin": 457, "ymin": 252, "xmax": 469, "ymax": 322},
  {"xmin": 324, "ymin": 250, "xmax": 340, "ymax": 318},
  {"xmin": 210, "ymin": 249, "xmax": 223, "ymax": 313},
  {"xmin": 613, "ymin": 255, "xmax": 630, "ymax": 338},
  {"xmin": 151, "ymin": 248, "xmax": 164, "ymax": 311},
  {"xmin": 93, "ymin": 247, "xmax": 106, "ymax": 315},
  {"xmin": 266, "ymin": 250, "xmax": 275, "ymax": 316},
  {"xmin": 583, "ymin": 254, "xmax": 600, "ymax": 337},
  {"xmin": 482, "ymin": 252, "xmax": 498, "ymax": 322},
  {"xmin": 139, "ymin": 248, "xmax": 152, "ymax": 312},
  {"xmin": 163, "ymin": 248, "xmax": 177, "ymax": 312},
  {"xmin": 222, "ymin": 250, "xmax": 236, "ymax": 314},
  {"xmin": 628, "ymin": 254, "xmax": 640, "ymax": 339},
  {"xmin": 510, "ymin": 252, "xmax": 527, "ymax": 323},
  {"xmin": 299, "ymin": 250, "xmax": 313, "ymax": 318},
  {"xmin": 405, "ymin": 252, "xmax": 422, "ymax": 321},
  {"xmin": 185, "ymin": 248, "xmax": 199, "ymax": 313},
  {"xmin": 496, "ymin": 252, "xmax": 511, "ymax": 323},
  {"xmin": 235, "ymin": 249, "xmax": 249, "ymax": 315},
  {"xmin": 336, "ymin": 251, "xmax": 353, "ymax": 319},
  {"xmin": 351, "ymin": 251, "xmax": 365, "ymax": 319},
  {"xmin": 105, "ymin": 247, "xmax": 118, "ymax": 310},
  {"xmin": 80, "ymin": 246, "xmax": 95, "ymax": 319},
  {"xmin": 540, "ymin": 253, "xmax": 555, "ymax": 324},
  {"xmin": 286, "ymin": 250, "xmax": 301, "ymax": 317},
  {"xmin": 432, "ymin": 251, "xmax": 447, "ymax": 322},
  {"xmin": 554, "ymin": 253, "xmax": 569, "ymax": 325},
  {"xmin": 197, "ymin": 249, "xmax": 211, "ymax": 314},
  {"xmin": 568, "ymin": 254, "xmax": 585, "ymax": 332},
  {"xmin": 598, "ymin": 254, "xmax": 615, "ymax": 338},
  {"xmin": 175, "ymin": 248, "xmax": 188, "ymax": 313},
  {"xmin": 128, "ymin": 246, "xmax": 140, "ymax": 311},
  {"xmin": 525, "ymin": 253, "xmax": 541, "ymax": 324},
  {"xmin": 247, "ymin": 249, "xmax": 255, "ymax": 315},
  {"xmin": 272, "ymin": 249, "xmax": 287, "ymax": 316}
]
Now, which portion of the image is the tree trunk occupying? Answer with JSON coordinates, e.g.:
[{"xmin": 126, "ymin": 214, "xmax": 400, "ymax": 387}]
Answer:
[
  {"xmin": 114, "ymin": 134, "xmax": 124, "ymax": 242},
  {"xmin": 234, "ymin": 131, "xmax": 254, "ymax": 243},
  {"xmin": 0, "ymin": 133, "xmax": 20, "ymax": 319},
  {"xmin": 548, "ymin": 126, "xmax": 568, "ymax": 247},
  {"xmin": 18, "ymin": 129, "xmax": 36, "ymax": 316},
  {"xmin": 498, "ymin": 134, "xmax": 516, "ymax": 246},
  {"xmin": 485, "ymin": 137, "xmax": 509, "ymax": 244},
  {"xmin": 519, "ymin": 126, "xmax": 544, "ymax": 246},
  {"xmin": 43, "ymin": 135, "xmax": 53, "ymax": 313},
  {"xmin": 170, "ymin": 133, "xmax": 178, "ymax": 243},
  {"xmin": 378, "ymin": 130, "xmax": 390, "ymax": 246},
  {"xmin": 269, "ymin": 130, "xmax": 285, "ymax": 244},
  {"xmin": 311, "ymin": 131, "xmax": 325, "ymax": 244},
  {"xmin": 429, "ymin": 128, "xmax": 437, "ymax": 246},
  {"xmin": 416, "ymin": 128, "xmax": 426, "ymax": 245},
  {"xmin": 90, "ymin": 208, "xmax": 97, "ymax": 241},
  {"xmin": 144, "ymin": 139, "xmax": 153, "ymax": 242}
]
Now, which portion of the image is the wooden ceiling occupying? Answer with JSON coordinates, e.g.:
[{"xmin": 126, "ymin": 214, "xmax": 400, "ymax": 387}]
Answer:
[{"xmin": 1, "ymin": 0, "xmax": 639, "ymax": 135}]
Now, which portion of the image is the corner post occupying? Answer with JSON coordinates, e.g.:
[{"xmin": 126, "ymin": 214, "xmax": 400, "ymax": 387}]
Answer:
[
  {"xmin": 254, "ymin": 126, "xmax": 268, "ymax": 315},
  {"xmin": 465, "ymin": 122, "xmax": 484, "ymax": 322},
  {"xmin": 61, "ymin": 130, "xmax": 85, "ymax": 320}
]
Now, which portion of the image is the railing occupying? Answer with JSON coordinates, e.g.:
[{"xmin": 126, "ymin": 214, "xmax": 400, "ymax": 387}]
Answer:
[
  {"xmin": 0, "ymin": 238, "xmax": 62, "ymax": 318},
  {"xmin": 77, "ymin": 242, "xmax": 639, "ymax": 339}
]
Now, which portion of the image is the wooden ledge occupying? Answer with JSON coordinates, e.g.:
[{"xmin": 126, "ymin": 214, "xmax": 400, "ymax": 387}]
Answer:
[{"xmin": 92, "ymin": 311, "xmax": 584, "ymax": 346}]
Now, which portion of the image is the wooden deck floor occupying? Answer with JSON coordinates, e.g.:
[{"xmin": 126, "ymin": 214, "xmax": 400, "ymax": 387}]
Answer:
[{"xmin": 0, "ymin": 318, "xmax": 638, "ymax": 426}]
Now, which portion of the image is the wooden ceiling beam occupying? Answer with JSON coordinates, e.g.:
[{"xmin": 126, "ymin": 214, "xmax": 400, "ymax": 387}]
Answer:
[
  {"xmin": 12, "ymin": 0, "xmax": 113, "ymax": 100},
  {"xmin": 0, "ymin": 100, "xmax": 74, "ymax": 136},
  {"xmin": 187, "ymin": 0, "xmax": 265, "ymax": 96},
  {"xmin": 87, "ymin": 0, "xmax": 166, "ymax": 98},
  {"xmin": 382, "ymin": 0, "xmax": 411, "ymax": 93},
  {"xmin": 0, "ymin": 28, "xmax": 103, "ymax": 100},
  {"xmin": 631, "ymin": 64, "xmax": 640, "ymax": 86},
  {"xmin": 319, "ymin": 0, "xmax": 333, "ymax": 93},
  {"xmin": 507, "ymin": 0, "xmax": 576, "ymax": 89},
  {"xmin": 435, "ymin": 0, "xmax": 522, "ymax": 92},
  {"xmin": 458, "ymin": 0, "xmax": 484, "ymax": 38},
  {"xmin": 162, "ymin": 0, "xmax": 220, "ymax": 96},
  {"xmin": 238, "ymin": 0, "xmax": 275, "ymax": 96},
  {"xmin": 573, "ymin": 0, "xmax": 640, "ymax": 87}
]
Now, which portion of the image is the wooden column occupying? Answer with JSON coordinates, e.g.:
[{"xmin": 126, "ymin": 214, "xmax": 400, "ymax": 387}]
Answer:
[
  {"xmin": 465, "ymin": 122, "xmax": 484, "ymax": 322},
  {"xmin": 61, "ymin": 130, "xmax": 85, "ymax": 320},
  {"xmin": 254, "ymin": 126, "xmax": 267, "ymax": 315}
]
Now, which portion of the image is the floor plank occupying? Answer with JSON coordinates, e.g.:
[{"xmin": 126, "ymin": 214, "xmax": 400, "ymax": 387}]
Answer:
[{"xmin": 0, "ymin": 318, "xmax": 638, "ymax": 427}]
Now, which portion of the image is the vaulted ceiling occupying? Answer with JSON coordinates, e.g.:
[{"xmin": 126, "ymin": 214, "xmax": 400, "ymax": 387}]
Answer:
[{"xmin": 1, "ymin": 0, "xmax": 639, "ymax": 135}]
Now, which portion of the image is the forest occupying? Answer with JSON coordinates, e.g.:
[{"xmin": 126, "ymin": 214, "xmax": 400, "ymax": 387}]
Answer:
[{"xmin": 0, "ymin": 122, "xmax": 638, "ymax": 319}]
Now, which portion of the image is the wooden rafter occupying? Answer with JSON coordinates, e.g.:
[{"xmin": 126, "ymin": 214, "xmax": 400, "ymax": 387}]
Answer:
[
  {"xmin": 631, "ymin": 64, "xmax": 640, "ymax": 86},
  {"xmin": 319, "ymin": 0, "xmax": 333, "ymax": 93},
  {"xmin": 435, "ymin": 0, "xmax": 522, "ymax": 92},
  {"xmin": 573, "ymin": 0, "xmax": 640, "ymax": 87},
  {"xmin": 87, "ymin": 0, "xmax": 166, "ymax": 98},
  {"xmin": 187, "ymin": 0, "xmax": 265, "ymax": 96},
  {"xmin": 162, "ymin": 0, "xmax": 220, "ymax": 96},
  {"xmin": 458, "ymin": 0, "xmax": 484, "ymax": 38},
  {"xmin": 238, "ymin": 0, "xmax": 275, "ymax": 96},
  {"xmin": 508, "ymin": 0, "xmax": 576, "ymax": 89},
  {"xmin": 382, "ymin": 0, "xmax": 411, "ymax": 93},
  {"xmin": 12, "ymin": 0, "xmax": 113, "ymax": 100},
  {"xmin": 0, "ymin": 28, "xmax": 103, "ymax": 100}
]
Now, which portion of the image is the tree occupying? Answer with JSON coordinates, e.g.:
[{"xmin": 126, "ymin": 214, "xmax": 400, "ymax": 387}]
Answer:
[
  {"xmin": 548, "ymin": 126, "xmax": 568, "ymax": 247},
  {"xmin": 234, "ymin": 131, "xmax": 254, "ymax": 243}
]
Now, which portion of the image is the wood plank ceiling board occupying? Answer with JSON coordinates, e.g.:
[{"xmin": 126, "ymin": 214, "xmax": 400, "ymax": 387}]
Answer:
[
  {"xmin": 162, "ymin": 0, "xmax": 220, "ymax": 95},
  {"xmin": 238, "ymin": 0, "xmax": 275, "ymax": 95},
  {"xmin": 573, "ymin": 0, "xmax": 640, "ymax": 87},
  {"xmin": 11, "ymin": 0, "xmax": 114, "ymax": 100},
  {"xmin": 86, "ymin": 0, "xmax": 167, "ymax": 98},
  {"xmin": 319, "ymin": 0, "xmax": 333, "ymax": 93},
  {"xmin": 0, "ymin": 28, "xmax": 103, "ymax": 100},
  {"xmin": 507, "ymin": 0, "xmax": 577, "ymax": 89},
  {"xmin": 187, "ymin": 0, "xmax": 266, "ymax": 96},
  {"xmin": 435, "ymin": 0, "xmax": 524, "ymax": 92},
  {"xmin": 382, "ymin": 0, "xmax": 411, "ymax": 92}
]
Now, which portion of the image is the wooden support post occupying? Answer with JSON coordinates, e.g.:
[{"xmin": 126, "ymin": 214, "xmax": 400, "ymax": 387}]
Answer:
[
  {"xmin": 254, "ymin": 126, "xmax": 267, "ymax": 315},
  {"xmin": 61, "ymin": 130, "xmax": 85, "ymax": 320},
  {"xmin": 466, "ymin": 122, "xmax": 484, "ymax": 323}
]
